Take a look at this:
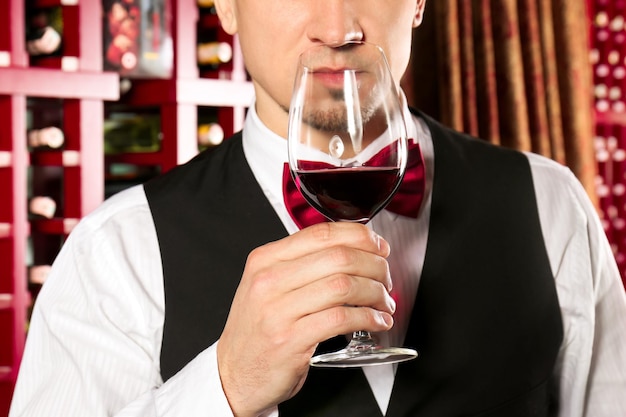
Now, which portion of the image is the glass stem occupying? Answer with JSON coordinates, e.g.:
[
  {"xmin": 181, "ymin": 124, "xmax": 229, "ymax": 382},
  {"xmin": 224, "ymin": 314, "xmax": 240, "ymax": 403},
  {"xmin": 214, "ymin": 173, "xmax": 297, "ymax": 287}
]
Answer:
[{"xmin": 347, "ymin": 330, "xmax": 378, "ymax": 352}]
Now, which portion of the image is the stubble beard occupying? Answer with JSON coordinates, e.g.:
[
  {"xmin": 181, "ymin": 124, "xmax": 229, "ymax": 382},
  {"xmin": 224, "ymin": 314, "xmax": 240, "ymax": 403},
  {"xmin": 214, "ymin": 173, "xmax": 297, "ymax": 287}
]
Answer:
[{"xmin": 283, "ymin": 89, "xmax": 376, "ymax": 133}]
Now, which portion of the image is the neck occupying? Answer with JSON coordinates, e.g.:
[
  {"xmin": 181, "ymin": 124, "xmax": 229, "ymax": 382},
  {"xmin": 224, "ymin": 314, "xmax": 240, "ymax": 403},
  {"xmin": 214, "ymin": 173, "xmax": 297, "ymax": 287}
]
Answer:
[{"xmin": 252, "ymin": 84, "xmax": 290, "ymax": 140}]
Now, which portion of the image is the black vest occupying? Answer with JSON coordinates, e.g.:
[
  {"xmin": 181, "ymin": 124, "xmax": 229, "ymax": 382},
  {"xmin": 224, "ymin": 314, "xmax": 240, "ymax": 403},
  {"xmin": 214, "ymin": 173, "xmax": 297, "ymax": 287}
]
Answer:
[{"xmin": 144, "ymin": 113, "xmax": 563, "ymax": 416}]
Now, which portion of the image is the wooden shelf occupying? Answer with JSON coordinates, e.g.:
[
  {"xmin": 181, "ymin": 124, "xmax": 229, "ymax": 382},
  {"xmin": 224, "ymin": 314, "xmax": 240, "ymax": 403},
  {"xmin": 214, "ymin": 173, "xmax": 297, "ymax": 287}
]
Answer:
[
  {"xmin": 0, "ymin": 223, "xmax": 11, "ymax": 239},
  {"xmin": 29, "ymin": 150, "xmax": 81, "ymax": 167},
  {"xmin": 0, "ymin": 151, "xmax": 10, "ymax": 167},
  {"xmin": 28, "ymin": 55, "xmax": 80, "ymax": 72},
  {"xmin": 30, "ymin": 218, "xmax": 78, "ymax": 235},
  {"xmin": 0, "ymin": 67, "xmax": 119, "ymax": 100},
  {"xmin": 106, "ymin": 152, "xmax": 165, "ymax": 167},
  {"xmin": 0, "ymin": 366, "xmax": 12, "ymax": 383},
  {"xmin": 122, "ymin": 78, "xmax": 253, "ymax": 107},
  {"xmin": 0, "ymin": 294, "xmax": 12, "ymax": 310},
  {"xmin": 32, "ymin": 0, "xmax": 78, "ymax": 7}
]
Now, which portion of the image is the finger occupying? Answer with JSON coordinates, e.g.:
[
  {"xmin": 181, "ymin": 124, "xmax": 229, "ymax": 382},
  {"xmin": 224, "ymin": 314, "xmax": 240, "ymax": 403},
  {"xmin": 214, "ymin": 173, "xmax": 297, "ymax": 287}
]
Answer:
[
  {"xmin": 279, "ymin": 244, "xmax": 393, "ymax": 293},
  {"xmin": 252, "ymin": 222, "xmax": 390, "ymax": 266},
  {"xmin": 294, "ymin": 305, "xmax": 394, "ymax": 348},
  {"xmin": 277, "ymin": 273, "xmax": 397, "ymax": 321}
]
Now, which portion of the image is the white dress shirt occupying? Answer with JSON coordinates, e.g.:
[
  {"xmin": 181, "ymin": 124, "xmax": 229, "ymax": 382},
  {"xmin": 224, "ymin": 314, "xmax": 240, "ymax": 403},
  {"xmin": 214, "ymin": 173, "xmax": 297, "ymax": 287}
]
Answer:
[{"xmin": 9, "ymin": 104, "xmax": 626, "ymax": 417}]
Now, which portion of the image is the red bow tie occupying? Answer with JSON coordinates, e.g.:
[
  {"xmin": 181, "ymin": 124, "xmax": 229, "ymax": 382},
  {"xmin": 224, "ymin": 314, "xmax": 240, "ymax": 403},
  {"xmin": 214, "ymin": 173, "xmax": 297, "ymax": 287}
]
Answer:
[{"xmin": 282, "ymin": 141, "xmax": 426, "ymax": 229}]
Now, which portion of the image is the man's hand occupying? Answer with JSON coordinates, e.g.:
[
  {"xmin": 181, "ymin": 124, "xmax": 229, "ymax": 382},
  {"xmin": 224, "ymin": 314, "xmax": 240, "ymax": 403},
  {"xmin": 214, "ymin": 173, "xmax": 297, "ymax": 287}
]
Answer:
[{"xmin": 217, "ymin": 222, "xmax": 395, "ymax": 417}]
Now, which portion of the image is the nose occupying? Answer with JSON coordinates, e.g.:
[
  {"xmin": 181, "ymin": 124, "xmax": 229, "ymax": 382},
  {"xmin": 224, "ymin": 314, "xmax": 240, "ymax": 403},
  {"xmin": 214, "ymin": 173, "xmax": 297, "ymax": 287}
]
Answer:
[{"xmin": 306, "ymin": 0, "xmax": 363, "ymax": 45}]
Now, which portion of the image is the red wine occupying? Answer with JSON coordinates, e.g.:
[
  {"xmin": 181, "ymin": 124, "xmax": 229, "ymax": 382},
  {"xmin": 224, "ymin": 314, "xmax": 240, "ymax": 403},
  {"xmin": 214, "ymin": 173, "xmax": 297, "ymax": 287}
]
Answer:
[{"xmin": 295, "ymin": 167, "xmax": 402, "ymax": 222}]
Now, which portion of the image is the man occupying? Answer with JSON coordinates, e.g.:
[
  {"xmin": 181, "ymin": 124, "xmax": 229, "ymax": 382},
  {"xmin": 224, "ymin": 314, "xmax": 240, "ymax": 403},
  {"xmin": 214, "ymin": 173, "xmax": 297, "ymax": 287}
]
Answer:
[{"xmin": 10, "ymin": 0, "xmax": 626, "ymax": 416}]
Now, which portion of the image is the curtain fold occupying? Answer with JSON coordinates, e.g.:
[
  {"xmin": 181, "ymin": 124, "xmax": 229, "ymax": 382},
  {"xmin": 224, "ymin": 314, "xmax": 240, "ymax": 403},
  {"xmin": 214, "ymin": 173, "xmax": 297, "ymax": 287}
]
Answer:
[{"xmin": 405, "ymin": 0, "xmax": 597, "ymax": 204}]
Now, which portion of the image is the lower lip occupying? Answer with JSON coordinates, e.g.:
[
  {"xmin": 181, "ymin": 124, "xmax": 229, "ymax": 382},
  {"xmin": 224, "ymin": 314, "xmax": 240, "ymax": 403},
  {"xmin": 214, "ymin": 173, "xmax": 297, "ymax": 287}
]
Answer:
[{"xmin": 313, "ymin": 71, "xmax": 352, "ymax": 89}]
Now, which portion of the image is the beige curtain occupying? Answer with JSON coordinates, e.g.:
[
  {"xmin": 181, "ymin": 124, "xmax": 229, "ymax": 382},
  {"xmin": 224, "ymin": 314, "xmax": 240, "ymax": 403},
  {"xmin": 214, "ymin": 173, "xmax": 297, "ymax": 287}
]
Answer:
[{"xmin": 403, "ymin": 0, "xmax": 597, "ymax": 204}]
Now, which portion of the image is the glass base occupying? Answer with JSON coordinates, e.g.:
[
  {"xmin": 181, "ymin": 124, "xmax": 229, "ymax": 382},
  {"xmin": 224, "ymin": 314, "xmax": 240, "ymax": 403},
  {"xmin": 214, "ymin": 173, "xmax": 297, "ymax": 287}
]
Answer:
[{"xmin": 310, "ymin": 336, "xmax": 418, "ymax": 368}]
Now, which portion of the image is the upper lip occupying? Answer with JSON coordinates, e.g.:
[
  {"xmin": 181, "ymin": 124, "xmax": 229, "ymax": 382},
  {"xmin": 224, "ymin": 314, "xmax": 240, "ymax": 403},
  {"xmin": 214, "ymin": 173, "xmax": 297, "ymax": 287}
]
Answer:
[
  {"xmin": 312, "ymin": 66, "xmax": 358, "ymax": 73},
  {"xmin": 316, "ymin": 67, "xmax": 347, "ymax": 72}
]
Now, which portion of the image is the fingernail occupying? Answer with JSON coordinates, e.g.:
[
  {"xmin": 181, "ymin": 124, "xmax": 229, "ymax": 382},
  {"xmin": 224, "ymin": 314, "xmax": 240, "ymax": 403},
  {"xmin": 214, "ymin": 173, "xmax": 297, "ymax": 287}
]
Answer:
[
  {"xmin": 376, "ymin": 234, "xmax": 390, "ymax": 255},
  {"xmin": 382, "ymin": 312, "xmax": 394, "ymax": 327}
]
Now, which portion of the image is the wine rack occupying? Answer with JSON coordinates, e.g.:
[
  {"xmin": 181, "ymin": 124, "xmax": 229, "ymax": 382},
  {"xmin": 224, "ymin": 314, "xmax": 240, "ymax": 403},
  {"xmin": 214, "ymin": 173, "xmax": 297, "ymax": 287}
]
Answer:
[
  {"xmin": 104, "ymin": 0, "xmax": 253, "ymax": 178},
  {"xmin": 0, "ymin": 0, "xmax": 253, "ymax": 414},
  {"xmin": 590, "ymin": 0, "xmax": 626, "ymax": 285},
  {"xmin": 0, "ymin": 0, "xmax": 118, "ymax": 414}
]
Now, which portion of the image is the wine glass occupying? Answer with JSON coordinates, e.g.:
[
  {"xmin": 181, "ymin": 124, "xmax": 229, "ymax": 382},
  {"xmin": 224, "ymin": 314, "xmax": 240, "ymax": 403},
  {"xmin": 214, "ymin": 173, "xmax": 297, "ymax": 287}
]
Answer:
[{"xmin": 287, "ymin": 41, "xmax": 418, "ymax": 367}]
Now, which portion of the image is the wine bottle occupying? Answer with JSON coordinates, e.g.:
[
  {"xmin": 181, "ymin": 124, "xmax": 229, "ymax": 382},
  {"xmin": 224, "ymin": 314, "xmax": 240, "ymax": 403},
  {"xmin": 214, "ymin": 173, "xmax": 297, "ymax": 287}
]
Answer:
[
  {"xmin": 198, "ymin": 123, "xmax": 224, "ymax": 147},
  {"xmin": 28, "ymin": 265, "xmax": 52, "ymax": 285},
  {"xmin": 197, "ymin": 41, "xmax": 232, "ymax": 68},
  {"xmin": 104, "ymin": 1, "xmax": 140, "ymax": 72},
  {"xmin": 198, "ymin": 0, "xmax": 215, "ymax": 7},
  {"xmin": 29, "ymin": 196, "xmax": 57, "ymax": 219},
  {"xmin": 104, "ymin": 112, "xmax": 161, "ymax": 154},
  {"xmin": 26, "ymin": 26, "xmax": 61, "ymax": 56},
  {"xmin": 28, "ymin": 126, "xmax": 64, "ymax": 149},
  {"xmin": 103, "ymin": 0, "xmax": 172, "ymax": 78},
  {"xmin": 198, "ymin": 0, "xmax": 217, "ymax": 14},
  {"xmin": 25, "ymin": 6, "xmax": 63, "ymax": 56}
]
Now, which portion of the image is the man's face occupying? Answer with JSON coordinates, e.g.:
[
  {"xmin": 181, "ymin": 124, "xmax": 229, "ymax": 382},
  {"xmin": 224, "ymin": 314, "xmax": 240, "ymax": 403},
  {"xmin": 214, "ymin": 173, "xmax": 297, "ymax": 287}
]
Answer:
[{"xmin": 216, "ymin": 0, "xmax": 425, "ymax": 137}]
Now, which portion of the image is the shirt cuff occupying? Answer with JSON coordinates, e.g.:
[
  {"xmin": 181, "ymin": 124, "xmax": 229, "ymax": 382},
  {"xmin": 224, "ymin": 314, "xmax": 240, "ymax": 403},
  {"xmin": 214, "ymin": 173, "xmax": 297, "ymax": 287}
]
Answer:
[
  {"xmin": 154, "ymin": 341, "xmax": 234, "ymax": 416},
  {"xmin": 153, "ymin": 341, "xmax": 279, "ymax": 417}
]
